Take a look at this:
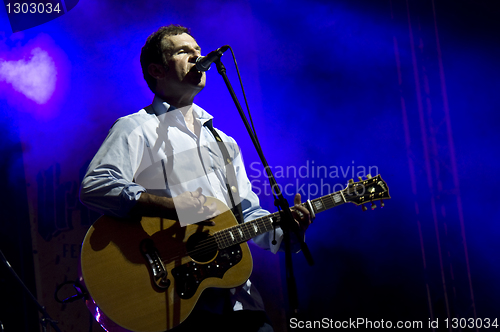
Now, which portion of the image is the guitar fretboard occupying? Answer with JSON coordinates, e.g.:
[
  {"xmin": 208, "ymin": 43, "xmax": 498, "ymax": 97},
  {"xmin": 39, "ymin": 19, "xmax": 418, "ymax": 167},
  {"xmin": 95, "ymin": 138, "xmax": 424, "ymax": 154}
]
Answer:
[{"xmin": 213, "ymin": 190, "xmax": 346, "ymax": 249}]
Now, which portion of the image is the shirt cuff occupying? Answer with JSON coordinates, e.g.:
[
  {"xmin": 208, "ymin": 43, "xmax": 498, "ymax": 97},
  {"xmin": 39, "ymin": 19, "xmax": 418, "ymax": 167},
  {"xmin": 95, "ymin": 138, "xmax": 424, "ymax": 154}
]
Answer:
[{"xmin": 119, "ymin": 184, "xmax": 147, "ymax": 216}]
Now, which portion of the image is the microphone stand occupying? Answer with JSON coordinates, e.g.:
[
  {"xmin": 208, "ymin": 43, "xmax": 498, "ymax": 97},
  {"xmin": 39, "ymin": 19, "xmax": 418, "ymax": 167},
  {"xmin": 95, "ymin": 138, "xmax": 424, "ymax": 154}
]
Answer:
[
  {"xmin": 214, "ymin": 59, "xmax": 314, "ymax": 319},
  {"xmin": 0, "ymin": 249, "xmax": 62, "ymax": 332}
]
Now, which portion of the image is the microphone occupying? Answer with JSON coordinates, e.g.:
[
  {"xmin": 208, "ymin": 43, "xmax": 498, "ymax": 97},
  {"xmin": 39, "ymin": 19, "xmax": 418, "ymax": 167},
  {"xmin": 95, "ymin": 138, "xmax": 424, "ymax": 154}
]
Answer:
[{"xmin": 196, "ymin": 45, "xmax": 229, "ymax": 72}]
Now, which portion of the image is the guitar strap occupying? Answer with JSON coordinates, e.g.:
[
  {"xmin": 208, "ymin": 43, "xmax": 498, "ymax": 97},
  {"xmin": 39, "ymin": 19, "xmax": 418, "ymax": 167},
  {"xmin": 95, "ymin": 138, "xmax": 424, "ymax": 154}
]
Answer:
[
  {"xmin": 144, "ymin": 105, "xmax": 244, "ymax": 225},
  {"xmin": 204, "ymin": 119, "xmax": 245, "ymax": 225}
]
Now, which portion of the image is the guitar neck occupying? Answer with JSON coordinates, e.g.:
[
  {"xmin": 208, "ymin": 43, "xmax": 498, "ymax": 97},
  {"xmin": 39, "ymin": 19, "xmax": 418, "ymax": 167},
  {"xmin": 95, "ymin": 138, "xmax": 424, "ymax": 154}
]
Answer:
[{"xmin": 214, "ymin": 190, "xmax": 346, "ymax": 249}]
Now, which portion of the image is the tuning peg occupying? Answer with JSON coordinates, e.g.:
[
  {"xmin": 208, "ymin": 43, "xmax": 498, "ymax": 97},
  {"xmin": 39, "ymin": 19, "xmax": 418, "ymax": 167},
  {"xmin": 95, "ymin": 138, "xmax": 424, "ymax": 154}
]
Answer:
[
  {"xmin": 349, "ymin": 179, "xmax": 354, "ymax": 184},
  {"xmin": 366, "ymin": 174, "xmax": 372, "ymax": 179},
  {"xmin": 371, "ymin": 202, "xmax": 377, "ymax": 210},
  {"xmin": 380, "ymin": 200, "xmax": 385, "ymax": 208},
  {"xmin": 361, "ymin": 204, "xmax": 367, "ymax": 212},
  {"xmin": 358, "ymin": 176, "xmax": 363, "ymax": 181}
]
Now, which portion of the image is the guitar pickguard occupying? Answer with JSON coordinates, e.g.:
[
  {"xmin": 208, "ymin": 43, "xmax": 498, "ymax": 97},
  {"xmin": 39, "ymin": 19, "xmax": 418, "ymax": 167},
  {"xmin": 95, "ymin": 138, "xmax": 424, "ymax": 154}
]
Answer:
[{"xmin": 172, "ymin": 244, "xmax": 243, "ymax": 299}]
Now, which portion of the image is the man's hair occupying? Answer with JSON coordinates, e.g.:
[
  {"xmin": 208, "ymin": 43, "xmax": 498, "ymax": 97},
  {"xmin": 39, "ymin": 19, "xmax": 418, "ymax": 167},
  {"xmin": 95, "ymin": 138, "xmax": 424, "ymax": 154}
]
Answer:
[{"xmin": 140, "ymin": 24, "xmax": 191, "ymax": 93}]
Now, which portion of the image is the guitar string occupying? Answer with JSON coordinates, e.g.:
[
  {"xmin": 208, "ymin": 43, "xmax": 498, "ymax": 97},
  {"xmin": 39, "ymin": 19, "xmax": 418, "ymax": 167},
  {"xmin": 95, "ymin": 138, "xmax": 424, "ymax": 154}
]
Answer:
[
  {"xmin": 155, "ymin": 183, "xmax": 384, "ymax": 264},
  {"xmin": 201, "ymin": 184, "xmax": 381, "ymax": 254},
  {"xmin": 196, "ymin": 191, "xmax": 338, "ymax": 255},
  {"xmin": 157, "ymin": 195, "xmax": 344, "ymax": 264},
  {"xmin": 175, "ymin": 194, "xmax": 341, "ymax": 260},
  {"xmin": 158, "ymin": 215, "xmax": 276, "ymax": 263},
  {"xmin": 194, "ymin": 203, "xmax": 304, "ymax": 251},
  {"xmin": 157, "ymin": 197, "xmax": 338, "ymax": 263},
  {"xmin": 190, "ymin": 215, "xmax": 273, "ymax": 256},
  {"xmin": 160, "ymin": 197, "xmax": 329, "ymax": 263}
]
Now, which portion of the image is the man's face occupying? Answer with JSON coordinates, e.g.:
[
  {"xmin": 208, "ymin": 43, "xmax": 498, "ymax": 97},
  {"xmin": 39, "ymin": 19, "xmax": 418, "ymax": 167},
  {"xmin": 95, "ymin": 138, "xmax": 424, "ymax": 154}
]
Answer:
[{"xmin": 160, "ymin": 33, "xmax": 206, "ymax": 97}]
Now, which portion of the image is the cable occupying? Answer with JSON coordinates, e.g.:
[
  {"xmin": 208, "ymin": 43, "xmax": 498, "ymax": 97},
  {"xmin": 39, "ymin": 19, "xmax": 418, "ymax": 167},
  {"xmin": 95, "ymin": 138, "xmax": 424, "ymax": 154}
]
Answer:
[{"xmin": 228, "ymin": 46, "xmax": 263, "ymax": 152}]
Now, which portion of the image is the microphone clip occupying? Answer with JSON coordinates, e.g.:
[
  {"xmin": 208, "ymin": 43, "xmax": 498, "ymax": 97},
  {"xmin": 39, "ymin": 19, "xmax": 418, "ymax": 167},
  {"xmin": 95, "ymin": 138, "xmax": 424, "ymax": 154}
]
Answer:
[{"xmin": 196, "ymin": 45, "xmax": 229, "ymax": 72}]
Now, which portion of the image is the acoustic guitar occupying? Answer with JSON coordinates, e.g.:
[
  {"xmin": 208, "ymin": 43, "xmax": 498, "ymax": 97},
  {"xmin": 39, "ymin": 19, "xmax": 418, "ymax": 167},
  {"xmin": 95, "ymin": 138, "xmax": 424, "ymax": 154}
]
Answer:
[{"xmin": 80, "ymin": 174, "xmax": 390, "ymax": 332}]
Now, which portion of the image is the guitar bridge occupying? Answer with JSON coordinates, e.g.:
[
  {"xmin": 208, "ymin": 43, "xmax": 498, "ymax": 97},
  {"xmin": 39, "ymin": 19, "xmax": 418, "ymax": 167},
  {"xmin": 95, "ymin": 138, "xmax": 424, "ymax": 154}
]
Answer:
[{"xmin": 140, "ymin": 239, "xmax": 170, "ymax": 289}]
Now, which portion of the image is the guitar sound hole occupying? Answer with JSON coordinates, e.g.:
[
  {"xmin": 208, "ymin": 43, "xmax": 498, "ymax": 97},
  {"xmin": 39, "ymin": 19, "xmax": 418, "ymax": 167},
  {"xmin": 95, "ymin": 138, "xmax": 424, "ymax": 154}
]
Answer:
[{"xmin": 186, "ymin": 232, "xmax": 218, "ymax": 263}]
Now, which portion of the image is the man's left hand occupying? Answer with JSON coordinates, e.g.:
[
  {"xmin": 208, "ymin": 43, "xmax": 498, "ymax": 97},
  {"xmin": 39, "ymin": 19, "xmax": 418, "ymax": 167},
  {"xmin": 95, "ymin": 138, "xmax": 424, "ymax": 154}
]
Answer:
[{"xmin": 292, "ymin": 193, "xmax": 312, "ymax": 233}]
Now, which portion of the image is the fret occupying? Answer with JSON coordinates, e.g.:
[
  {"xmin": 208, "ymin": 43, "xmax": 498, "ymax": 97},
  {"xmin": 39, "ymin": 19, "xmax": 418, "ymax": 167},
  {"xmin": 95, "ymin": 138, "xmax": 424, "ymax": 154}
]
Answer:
[
  {"xmin": 214, "ymin": 188, "xmax": 349, "ymax": 249},
  {"xmin": 332, "ymin": 193, "xmax": 342, "ymax": 204},
  {"xmin": 324, "ymin": 195, "xmax": 335, "ymax": 209},
  {"xmin": 309, "ymin": 189, "xmax": 346, "ymax": 213},
  {"xmin": 313, "ymin": 199, "xmax": 324, "ymax": 212},
  {"xmin": 215, "ymin": 212, "xmax": 279, "ymax": 249}
]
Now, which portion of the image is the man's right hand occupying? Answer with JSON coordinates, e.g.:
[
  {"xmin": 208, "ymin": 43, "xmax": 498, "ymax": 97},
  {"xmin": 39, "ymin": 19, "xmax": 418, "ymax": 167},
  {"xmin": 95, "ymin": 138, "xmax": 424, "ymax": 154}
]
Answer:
[
  {"xmin": 173, "ymin": 188, "xmax": 219, "ymax": 226},
  {"xmin": 130, "ymin": 188, "xmax": 218, "ymax": 225}
]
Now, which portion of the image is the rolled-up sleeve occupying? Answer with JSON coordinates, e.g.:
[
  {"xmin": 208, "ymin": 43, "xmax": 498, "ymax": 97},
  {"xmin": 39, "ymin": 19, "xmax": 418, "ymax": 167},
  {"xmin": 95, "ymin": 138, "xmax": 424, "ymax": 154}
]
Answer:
[{"xmin": 80, "ymin": 117, "xmax": 147, "ymax": 217}]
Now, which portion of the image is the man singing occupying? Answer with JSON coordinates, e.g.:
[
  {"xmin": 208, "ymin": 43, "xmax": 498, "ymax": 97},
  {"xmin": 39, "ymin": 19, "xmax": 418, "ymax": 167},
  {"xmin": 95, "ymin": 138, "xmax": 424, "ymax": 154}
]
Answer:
[{"xmin": 80, "ymin": 24, "xmax": 311, "ymax": 332}]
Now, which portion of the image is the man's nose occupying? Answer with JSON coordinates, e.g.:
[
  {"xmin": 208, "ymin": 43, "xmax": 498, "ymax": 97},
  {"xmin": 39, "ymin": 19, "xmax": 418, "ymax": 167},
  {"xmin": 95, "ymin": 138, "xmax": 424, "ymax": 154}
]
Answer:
[{"xmin": 189, "ymin": 54, "xmax": 200, "ymax": 63}]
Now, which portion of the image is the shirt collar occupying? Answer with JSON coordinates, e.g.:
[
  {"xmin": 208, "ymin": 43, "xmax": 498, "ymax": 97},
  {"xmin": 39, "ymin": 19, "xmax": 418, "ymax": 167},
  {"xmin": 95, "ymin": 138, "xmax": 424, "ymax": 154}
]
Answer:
[{"xmin": 150, "ymin": 95, "xmax": 213, "ymax": 126}]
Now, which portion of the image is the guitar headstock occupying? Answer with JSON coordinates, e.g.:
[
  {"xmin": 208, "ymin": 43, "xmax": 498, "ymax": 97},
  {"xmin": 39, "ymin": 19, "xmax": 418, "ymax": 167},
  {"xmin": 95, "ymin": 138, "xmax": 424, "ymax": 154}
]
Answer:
[{"xmin": 342, "ymin": 174, "xmax": 390, "ymax": 211}]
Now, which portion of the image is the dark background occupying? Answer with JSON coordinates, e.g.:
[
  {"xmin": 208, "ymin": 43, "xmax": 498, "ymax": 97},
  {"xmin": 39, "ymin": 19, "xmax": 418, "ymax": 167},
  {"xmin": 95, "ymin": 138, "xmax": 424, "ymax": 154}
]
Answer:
[{"xmin": 1, "ymin": 0, "xmax": 499, "ymax": 330}]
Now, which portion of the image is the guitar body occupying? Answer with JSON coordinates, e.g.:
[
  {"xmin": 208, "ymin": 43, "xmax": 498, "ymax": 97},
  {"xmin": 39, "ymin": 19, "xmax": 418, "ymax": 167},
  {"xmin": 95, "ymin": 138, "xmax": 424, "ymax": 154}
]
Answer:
[{"xmin": 80, "ymin": 197, "xmax": 253, "ymax": 332}]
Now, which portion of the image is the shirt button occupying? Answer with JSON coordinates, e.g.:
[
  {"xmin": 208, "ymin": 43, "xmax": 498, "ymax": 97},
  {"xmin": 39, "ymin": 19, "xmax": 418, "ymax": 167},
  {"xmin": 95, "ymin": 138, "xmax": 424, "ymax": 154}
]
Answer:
[{"xmin": 231, "ymin": 186, "xmax": 237, "ymax": 193}]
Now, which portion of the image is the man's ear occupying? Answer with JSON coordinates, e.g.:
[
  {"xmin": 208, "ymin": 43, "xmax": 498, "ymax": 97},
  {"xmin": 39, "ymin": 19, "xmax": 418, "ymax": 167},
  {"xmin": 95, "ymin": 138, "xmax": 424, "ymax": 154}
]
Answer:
[{"xmin": 148, "ymin": 63, "xmax": 168, "ymax": 80}]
